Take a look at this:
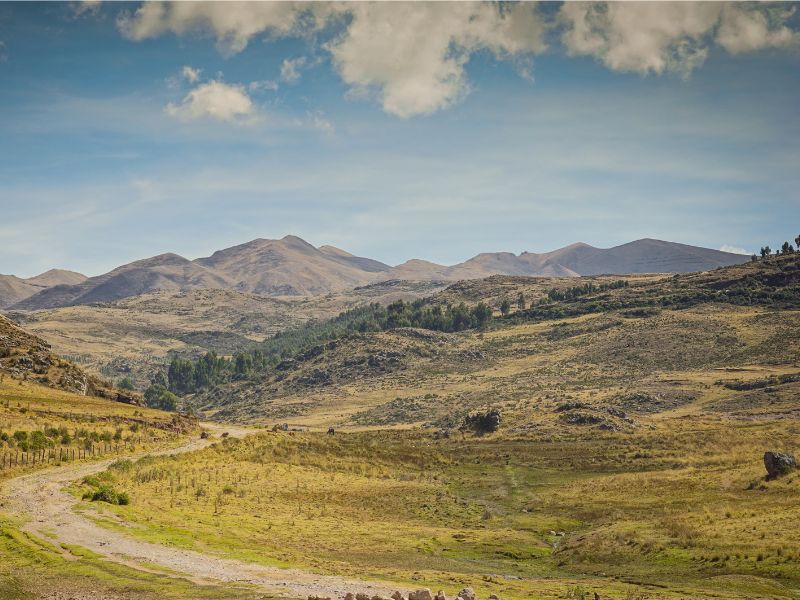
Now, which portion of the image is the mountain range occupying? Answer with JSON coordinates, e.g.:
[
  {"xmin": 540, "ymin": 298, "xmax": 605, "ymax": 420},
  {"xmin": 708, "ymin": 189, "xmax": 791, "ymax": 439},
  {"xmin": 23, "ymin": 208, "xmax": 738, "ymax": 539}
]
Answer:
[{"xmin": 3, "ymin": 235, "xmax": 749, "ymax": 310}]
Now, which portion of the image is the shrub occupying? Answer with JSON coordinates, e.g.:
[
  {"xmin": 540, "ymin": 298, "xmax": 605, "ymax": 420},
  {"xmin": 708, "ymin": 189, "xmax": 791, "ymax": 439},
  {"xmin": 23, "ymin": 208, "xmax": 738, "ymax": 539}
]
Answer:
[
  {"xmin": 83, "ymin": 484, "xmax": 130, "ymax": 505},
  {"xmin": 462, "ymin": 409, "xmax": 501, "ymax": 434}
]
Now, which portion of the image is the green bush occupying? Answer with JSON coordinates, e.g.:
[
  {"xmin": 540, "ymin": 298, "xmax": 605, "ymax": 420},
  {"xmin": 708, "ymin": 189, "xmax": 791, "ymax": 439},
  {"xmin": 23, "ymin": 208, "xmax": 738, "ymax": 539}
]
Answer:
[{"xmin": 83, "ymin": 484, "xmax": 130, "ymax": 506}]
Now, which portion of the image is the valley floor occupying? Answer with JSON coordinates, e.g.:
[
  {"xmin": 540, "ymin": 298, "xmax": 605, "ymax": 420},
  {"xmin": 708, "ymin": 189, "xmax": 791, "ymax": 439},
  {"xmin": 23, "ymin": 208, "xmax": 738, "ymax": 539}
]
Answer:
[{"xmin": 2, "ymin": 404, "xmax": 799, "ymax": 600}]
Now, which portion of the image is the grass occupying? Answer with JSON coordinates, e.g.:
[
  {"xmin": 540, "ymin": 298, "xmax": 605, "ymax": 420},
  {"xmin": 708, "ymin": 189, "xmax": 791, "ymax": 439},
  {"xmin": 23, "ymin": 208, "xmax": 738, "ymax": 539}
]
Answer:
[
  {"xmin": 0, "ymin": 379, "xmax": 194, "ymax": 476},
  {"xmin": 0, "ymin": 513, "xmax": 258, "ymax": 599},
  {"xmin": 86, "ymin": 415, "xmax": 799, "ymax": 599}
]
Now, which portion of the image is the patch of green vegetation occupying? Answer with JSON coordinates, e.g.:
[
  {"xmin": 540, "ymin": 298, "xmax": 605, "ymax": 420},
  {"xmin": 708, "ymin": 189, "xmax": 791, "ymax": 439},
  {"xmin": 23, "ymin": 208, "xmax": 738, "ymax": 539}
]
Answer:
[{"xmin": 0, "ymin": 514, "xmax": 255, "ymax": 599}]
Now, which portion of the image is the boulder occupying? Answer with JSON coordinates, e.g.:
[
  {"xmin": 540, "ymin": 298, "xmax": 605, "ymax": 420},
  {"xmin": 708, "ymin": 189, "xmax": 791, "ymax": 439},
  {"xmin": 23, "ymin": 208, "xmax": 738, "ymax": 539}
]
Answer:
[
  {"xmin": 764, "ymin": 451, "xmax": 797, "ymax": 479},
  {"xmin": 391, "ymin": 592, "xmax": 404, "ymax": 600},
  {"xmin": 414, "ymin": 590, "xmax": 432, "ymax": 600},
  {"xmin": 435, "ymin": 591, "xmax": 447, "ymax": 600},
  {"xmin": 356, "ymin": 594, "xmax": 370, "ymax": 600},
  {"xmin": 344, "ymin": 593, "xmax": 355, "ymax": 600},
  {"xmin": 456, "ymin": 589, "xmax": 475, "ymax": 600},
  {"xmin": 489, "ymin": 595, "xmax": 500, "ymax": 600}
]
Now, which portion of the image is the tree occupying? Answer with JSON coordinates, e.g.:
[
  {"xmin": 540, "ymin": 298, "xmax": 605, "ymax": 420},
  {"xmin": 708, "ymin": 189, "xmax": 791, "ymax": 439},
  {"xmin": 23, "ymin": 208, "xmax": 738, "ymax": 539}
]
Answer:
[
  {"xmin": 168, "ymin": 358, "xmax": 195, "ymax": 395},
  {"xmin": 760, "ymin": 246, "xmax": 772, "ymax": 258},
  {"xmin": 781, "ymin": 241, "xmax": 794, "ymax": 254},
  {"xmin": 517, "ymin": 292, "xmax": 526, "ymax": 311},
  {"xmin": 151, "ymin": 370, "xmax": 168, "ymax": 388},
  {"xmin": 795, "ymin": 235, "xmax": 800, "ymax": 248},
  {"xmin": 499, "ymin": 298, "xmax": 511, "ymax": 316},
  {"xmin": 472, "ymin": 302, "xmax": 492, "ymax": 327},
  {"xmin": 117, "ymin": 377, "xmax": 135, "ymax": 391},
  {"xmin": 751, "ymin": 254, "xmax": 758, "ymax": 262},
  {"xmin": 143, "ymin": 384, "xmax": 178, "ymax": 411}
]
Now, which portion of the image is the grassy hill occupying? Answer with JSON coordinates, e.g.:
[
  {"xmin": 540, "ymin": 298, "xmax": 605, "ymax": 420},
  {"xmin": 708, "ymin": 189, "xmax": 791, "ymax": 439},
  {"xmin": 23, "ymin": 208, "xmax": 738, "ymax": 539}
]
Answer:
[{"xmin": 178, "ymin": 254, "xmax": 799, "ymax": 426}]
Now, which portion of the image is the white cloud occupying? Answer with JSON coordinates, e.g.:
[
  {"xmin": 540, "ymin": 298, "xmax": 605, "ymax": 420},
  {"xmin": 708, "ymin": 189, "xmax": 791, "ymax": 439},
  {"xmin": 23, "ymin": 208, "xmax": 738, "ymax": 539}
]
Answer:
[
  {"xmin": 114, "ymin": 1, "xmax": 798, "ymax": 117},
  {"xmin": 559, "ymin": 2, "xmax": 798, "ymax": 77},
  {"xmin": 115, "ymin": 1, "xmax": 546, "ymax": 118},
  {"xmin": 165, "ymin": 80, "xmax": 255, "ymax": 123},
  {"xmin": 717, "ymin": 4, "xmax": 797, "ymax": 54},
  {"xmin": 249, "ymin": 79, "xmax": 279, "ymax": 93},
  {"xmin": 326, "ymin": 2, "xmax": 547, "ymax": 117},
  {"xmin": 182, "ymin": 65, "xmax": 201, "ymax": 83},
  {"xmin": 72, "ymin": 0, "xmax": 102, "ymax": 17},
  {"xmin": 719, "ymin": 244, "xmax": 750, "ymax": 255},
  {"xmin": 117, "ymin": 1, "xmax": 322, "ymax": 55},
  {"xmin": 559, "ymin": 2, "xmax": 720, "ymax": 75},
  {"xmin": 280, "ymin": 56, "xmax": 306, "ymax": 83}
]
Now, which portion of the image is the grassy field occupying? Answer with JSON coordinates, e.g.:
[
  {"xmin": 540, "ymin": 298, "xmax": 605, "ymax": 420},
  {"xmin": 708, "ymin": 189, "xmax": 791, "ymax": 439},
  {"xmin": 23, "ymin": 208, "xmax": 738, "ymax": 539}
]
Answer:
[
  {"xmin": 0, "ymin": 380, "xmax": 241, "ymax": 599},
  {"xmin": 84, "ymin": 408, "xmax": 800, "ymax": 599},
  {"xmin": 0, "ymin": 379, "xmax": 193, "ymax": 472}
]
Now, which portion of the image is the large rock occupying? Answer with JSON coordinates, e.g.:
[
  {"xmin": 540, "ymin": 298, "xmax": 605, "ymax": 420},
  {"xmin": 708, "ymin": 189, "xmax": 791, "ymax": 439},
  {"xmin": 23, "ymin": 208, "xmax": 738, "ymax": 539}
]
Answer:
[
  {"xmin": 456, "ymin": 589, "xmax": 476, "ymax": 600},
  {"xmin": 764, "ymin": 451, "xmax": 797, "ymax": 479},
  {"xmin": 414, "ymin": 590, "xmax": 432, "ymax": 600}
]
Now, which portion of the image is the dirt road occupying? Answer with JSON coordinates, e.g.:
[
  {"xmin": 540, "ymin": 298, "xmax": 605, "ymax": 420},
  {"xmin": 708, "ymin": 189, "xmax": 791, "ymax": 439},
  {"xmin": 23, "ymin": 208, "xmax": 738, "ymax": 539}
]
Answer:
[{"xmin": 1, "ymin": 423, "xmax": 402, "ymax": 598}]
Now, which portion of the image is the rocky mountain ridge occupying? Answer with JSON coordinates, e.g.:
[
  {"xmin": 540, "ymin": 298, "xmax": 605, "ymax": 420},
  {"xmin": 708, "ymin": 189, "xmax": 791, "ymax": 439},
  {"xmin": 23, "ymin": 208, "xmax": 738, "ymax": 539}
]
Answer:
[{"xmin": 6, "ymin": 236, "xmax": 748, "ymax": 310}]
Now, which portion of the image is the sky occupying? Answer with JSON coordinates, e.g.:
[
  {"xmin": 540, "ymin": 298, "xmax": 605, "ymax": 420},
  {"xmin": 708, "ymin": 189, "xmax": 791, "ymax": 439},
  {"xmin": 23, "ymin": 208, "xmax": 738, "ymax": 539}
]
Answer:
[{"xmin": 0, "ymin": 1, "xmax": 799, "ymax": 278}]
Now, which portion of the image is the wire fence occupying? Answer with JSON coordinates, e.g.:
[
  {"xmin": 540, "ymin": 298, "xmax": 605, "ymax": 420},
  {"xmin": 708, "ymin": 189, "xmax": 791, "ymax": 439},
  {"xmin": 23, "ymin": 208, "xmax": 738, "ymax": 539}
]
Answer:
[{"xmin": 0, "ymin": 441, "xmax": 129, "ymax": 471}]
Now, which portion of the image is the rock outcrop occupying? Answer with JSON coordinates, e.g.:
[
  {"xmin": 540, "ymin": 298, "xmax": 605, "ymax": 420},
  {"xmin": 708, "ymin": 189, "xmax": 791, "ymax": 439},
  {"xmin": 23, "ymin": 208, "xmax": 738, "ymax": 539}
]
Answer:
[{"xmin": 764, "ymin": 451, "xmax": 797, "ymax": 479}]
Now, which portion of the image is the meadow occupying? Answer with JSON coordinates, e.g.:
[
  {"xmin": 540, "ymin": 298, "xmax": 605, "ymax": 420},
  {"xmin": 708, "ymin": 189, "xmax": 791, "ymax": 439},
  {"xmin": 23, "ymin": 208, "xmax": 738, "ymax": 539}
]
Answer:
[{"xmin": 84, "ymin": 409, "xmax": 800, "ymax": 600}]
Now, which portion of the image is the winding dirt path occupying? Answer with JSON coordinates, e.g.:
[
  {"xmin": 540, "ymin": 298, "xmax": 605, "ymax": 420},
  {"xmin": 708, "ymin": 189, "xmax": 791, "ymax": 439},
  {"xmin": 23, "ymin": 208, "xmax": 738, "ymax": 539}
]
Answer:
[{"xmin": 1, "ymin": 423, "xmax": 402, "ymax": 598}]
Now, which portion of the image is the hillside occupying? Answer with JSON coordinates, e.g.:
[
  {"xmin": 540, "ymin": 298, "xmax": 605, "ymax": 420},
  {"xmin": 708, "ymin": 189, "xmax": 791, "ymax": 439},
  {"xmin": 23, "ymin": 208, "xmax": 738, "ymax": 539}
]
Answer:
[
  {"xmin": 385, "ymin": 239, "xmax": 748, "ymax": 281},
  {"xmin": 0, "ymin": 269, "xmax": 87, "ymax": 308},
  {"xmin": 181, "ymin": 253, "xmax": 799, "ymax": 425},
  {"xmin": 8, "ymin": 280, "xmax": 446, "ymax": 387},
  {"xmin": 8, "ymin": 236, "xmax": 748, "ymax": 310},
  {"xmin": 0, "ymin": 313, "xmax": 139, "ymax": 403}
]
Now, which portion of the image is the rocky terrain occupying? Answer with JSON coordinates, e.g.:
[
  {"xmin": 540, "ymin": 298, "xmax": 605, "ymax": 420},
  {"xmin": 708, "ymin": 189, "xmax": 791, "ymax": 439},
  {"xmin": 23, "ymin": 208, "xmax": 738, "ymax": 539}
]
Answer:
[
  {"xmin": 183, "ymin": 254, "xmax": 799, "ymax": 427},
  {"xmin": 0, "ymin": 313, "xmax": 139, "ymax": 404},
  {"xmin": 7, "ymin": 236, "xmax": 748, "ymax": 311},
  {"xmin": 7, "ymin": 280, "xmax": 445, "ymax": 387}
]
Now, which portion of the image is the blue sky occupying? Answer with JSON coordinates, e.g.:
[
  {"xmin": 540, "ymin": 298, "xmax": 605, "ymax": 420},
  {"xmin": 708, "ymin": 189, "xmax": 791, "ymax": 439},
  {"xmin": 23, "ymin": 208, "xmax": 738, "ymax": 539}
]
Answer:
[{"xmin": 0, "ymin": 1, "xmax": 798, "ymax": 277}]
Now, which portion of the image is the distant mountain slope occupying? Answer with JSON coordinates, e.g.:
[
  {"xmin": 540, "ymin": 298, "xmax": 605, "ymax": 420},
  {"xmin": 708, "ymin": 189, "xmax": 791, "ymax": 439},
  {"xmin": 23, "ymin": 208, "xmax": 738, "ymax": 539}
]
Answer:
[
  {"xmin": 13, "ymin": 254, "xmax": 231, "ymax": 310},
  {"xmin": 8, "ymin": 236, "xmax": 749, "ymax": 310},
  {"xmin": 0, "ymin": 269, "xmax": 88, "ymax": 308},
  {"xmin": 24, "ymin": 269, "xmax": 87, "ymax": 287},
  {"xmin": 380, "ymin": 238, "xmax": 748, "ymax": 281},
  {"xmin": 196, "ymin": 236, "xmax": 389, "ymax": 295},
  {"xmin": 0, "ymin": 274, "xmax": 41, "ymax": 308}
]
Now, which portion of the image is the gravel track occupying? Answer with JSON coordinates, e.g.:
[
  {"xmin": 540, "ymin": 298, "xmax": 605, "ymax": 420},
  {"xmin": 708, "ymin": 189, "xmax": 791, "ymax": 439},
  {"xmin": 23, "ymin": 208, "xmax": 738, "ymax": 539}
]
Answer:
[{"xmin": 1, "ymin": 423, "xmax": 402, "ymax": 599}]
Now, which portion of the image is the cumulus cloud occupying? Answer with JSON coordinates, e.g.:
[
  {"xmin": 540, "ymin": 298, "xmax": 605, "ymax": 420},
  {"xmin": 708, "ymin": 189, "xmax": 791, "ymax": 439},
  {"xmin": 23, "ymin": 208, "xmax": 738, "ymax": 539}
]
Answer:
[
  {"xmin": 165, "ymin": 80, "xmax": 255, "ymax": 123},
  {"xmin": 326, "ymin": 2, "xmax": 547, "ymax": 117},
  {"xmin": 719, "ymin": 244, "xmax": 750, "ymax": 255},
  {"xmin": 717, "ymin": 4, "xmax": 797, "ymax": 54},
  {"xmin": 117, "ymin": 1, "xmax": 320, "ymax": 55},
  {"xmin": 559, "ymin": 2, "xmax": 798, "ymax": 77},
  {"xmin": 182, "ymin": 65, "xmax": 201, "ymax": 83},
  {"xmin": 280, "ymin": 56, "xmax": 306, "ymax": 83},
  {"xmin": 114, "ymin": 1, "xmax": 799, "ymax": 116},
  {"xmin": 115, "ymin": 1, "xmax": 546, "ymax": 117}
]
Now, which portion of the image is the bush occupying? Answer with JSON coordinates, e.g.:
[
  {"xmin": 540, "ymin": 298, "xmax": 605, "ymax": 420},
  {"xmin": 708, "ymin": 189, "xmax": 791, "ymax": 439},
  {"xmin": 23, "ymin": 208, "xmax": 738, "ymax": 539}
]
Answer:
[
  {"xmin": 83, "ymin": 484, "xmax": 130, "ymax": 505},
  {"xmin": 462, "ymin": 409, "xmax": 501, "ymax": 434}
]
